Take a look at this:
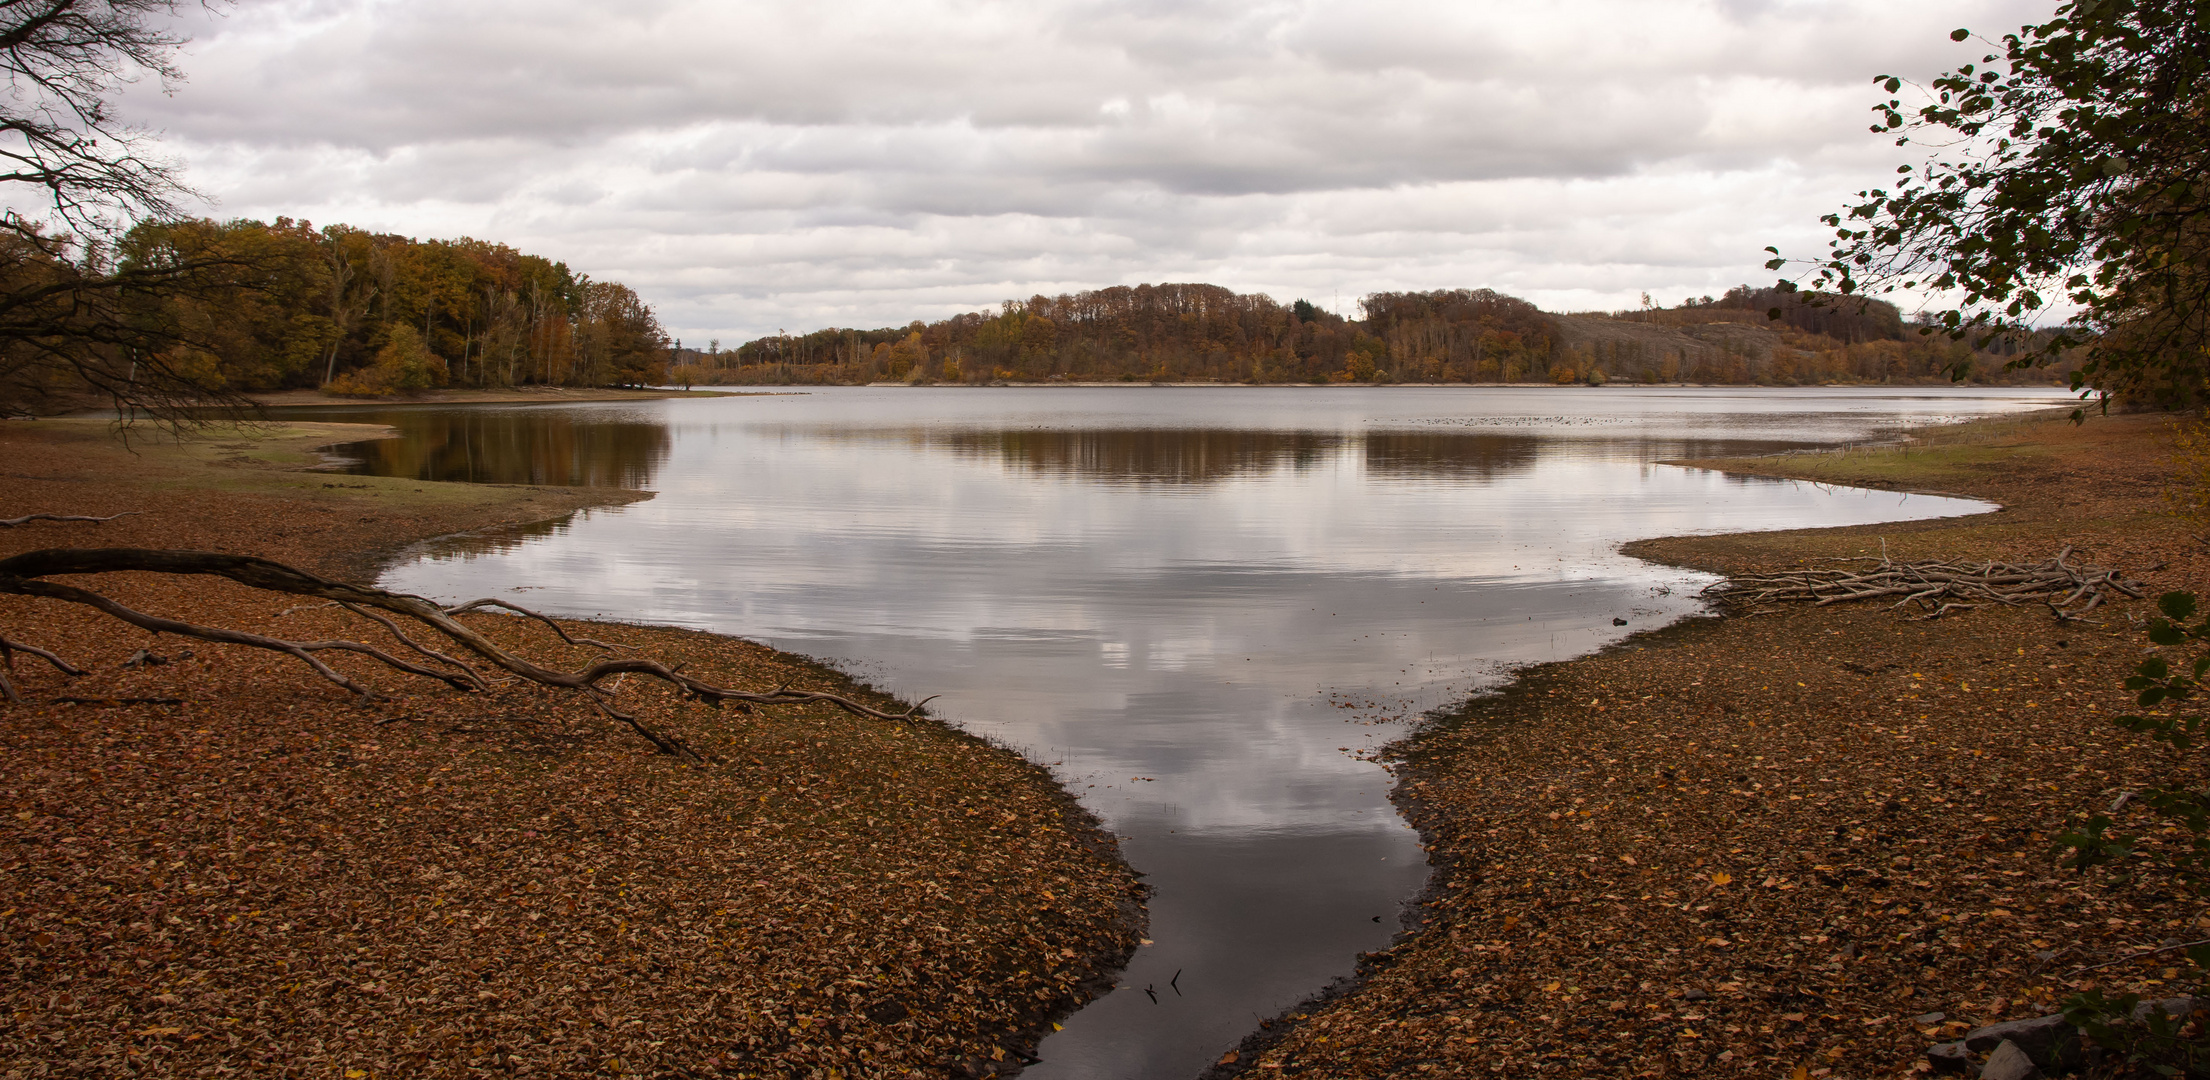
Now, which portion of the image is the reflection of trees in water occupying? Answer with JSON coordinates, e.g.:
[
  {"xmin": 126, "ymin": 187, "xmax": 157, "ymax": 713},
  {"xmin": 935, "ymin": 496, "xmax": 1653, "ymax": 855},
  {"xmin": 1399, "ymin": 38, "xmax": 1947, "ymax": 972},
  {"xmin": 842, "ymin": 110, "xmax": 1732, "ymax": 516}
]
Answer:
[
  {"xmin": 1360, "ymin": 433, "xmax": 1539, "ymax": 481},
  {"xmin": 1655, "ymin": 438, "xmax": 1807, "ymax": 463},
  {"xmin": 407, "ymin": 513, "xmax": 581, "ymax": 563},
  {"xmin": 927, "ymin": 429, "xmax": 1562, "ymax": 485},
  {"xmin": 323, "ymin": 410, "xmax": 1820, "ymax": 492},
  {"xmin": 331, "ymin": 412, "xmax": 670, "ymax": 488},
  {"xmin": 947, "ymin": 430, "xmax": 1809, "ymax": 485},
  {"xmin": 944, "ymin": 429, "xmax": 1346, "ymax": 484}
]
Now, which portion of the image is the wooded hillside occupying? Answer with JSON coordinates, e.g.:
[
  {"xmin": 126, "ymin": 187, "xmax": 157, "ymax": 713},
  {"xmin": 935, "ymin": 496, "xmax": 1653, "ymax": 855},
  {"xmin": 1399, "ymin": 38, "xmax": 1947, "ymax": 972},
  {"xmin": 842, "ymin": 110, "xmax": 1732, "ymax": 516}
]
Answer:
[
  {"xmin": 694, "ymin": 283, "xmax": 2074, "ymax": 388},
  {"xmin": 3, "ymin": 217, "xmax": 671, "ymax": 411},
  {"xmin": 4, "ymin": 215, "xmax": 2076, "ymax": 407}
]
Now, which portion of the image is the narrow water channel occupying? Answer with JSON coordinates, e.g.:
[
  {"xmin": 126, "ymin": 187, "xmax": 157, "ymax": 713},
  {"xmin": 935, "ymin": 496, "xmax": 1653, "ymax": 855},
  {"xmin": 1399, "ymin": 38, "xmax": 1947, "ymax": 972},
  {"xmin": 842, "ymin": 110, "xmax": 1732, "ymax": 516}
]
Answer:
[{"xmin": 305, "ymin": 386, "xmax": 2064, "ymax": 1078}]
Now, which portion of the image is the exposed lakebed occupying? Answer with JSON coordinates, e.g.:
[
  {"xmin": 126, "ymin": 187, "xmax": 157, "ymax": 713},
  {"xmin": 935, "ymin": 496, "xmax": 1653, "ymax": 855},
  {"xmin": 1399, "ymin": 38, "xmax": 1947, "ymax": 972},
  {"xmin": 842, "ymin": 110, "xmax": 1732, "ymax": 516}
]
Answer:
[{"xmin": 299, "ymin": 385, "xmax": 2066, "ymax": 1078}]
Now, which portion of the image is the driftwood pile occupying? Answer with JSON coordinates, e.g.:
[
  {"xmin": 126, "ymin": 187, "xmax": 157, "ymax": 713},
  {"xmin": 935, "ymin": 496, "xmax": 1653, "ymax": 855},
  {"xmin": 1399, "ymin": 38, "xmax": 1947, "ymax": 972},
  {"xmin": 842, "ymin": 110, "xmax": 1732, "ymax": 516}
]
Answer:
[{"xmin": 1703, "ymin": 546, "xmax": 2146, "ymax": 621}]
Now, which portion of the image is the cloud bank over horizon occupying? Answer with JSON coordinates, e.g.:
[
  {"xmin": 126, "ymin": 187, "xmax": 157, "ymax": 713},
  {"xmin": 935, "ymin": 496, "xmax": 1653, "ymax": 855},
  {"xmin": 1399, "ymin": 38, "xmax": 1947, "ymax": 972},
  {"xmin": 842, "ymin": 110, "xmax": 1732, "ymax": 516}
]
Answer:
[{"xmin": 125, "ymin": 0, "xmax": 2058, "ymax": 343}]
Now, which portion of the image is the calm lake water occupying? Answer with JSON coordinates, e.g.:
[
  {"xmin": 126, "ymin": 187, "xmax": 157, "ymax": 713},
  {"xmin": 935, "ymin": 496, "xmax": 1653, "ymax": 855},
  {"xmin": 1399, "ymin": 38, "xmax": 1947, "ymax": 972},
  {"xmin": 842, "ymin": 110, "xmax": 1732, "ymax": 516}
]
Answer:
[{"xmin": 307, "ymin": 386, "xmax": 2067, "ymax": 1079}]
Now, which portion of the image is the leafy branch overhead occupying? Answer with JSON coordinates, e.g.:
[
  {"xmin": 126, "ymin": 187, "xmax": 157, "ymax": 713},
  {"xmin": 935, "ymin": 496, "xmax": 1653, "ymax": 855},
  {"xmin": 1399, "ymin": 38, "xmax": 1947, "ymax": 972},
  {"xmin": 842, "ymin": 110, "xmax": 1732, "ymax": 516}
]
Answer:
[
  {"xmin": 1779, "ymin": 0, "xmax": 2209, "ymax": 405},
  {"xmin": 0, "ymin": 548, "xmax": 935, "ymax": 757}
]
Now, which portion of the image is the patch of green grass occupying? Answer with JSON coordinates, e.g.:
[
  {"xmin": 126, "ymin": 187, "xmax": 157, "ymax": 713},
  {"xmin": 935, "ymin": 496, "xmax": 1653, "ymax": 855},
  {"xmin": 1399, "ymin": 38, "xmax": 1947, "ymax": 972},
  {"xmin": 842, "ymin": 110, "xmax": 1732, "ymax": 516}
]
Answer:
[
  {"xmin": 29, "ymin": 416, "xmax": 646, "ymax": 522},
  {"xmin": 1674, "ymin": 412, "xmax": 2070, "ymax": 491}
]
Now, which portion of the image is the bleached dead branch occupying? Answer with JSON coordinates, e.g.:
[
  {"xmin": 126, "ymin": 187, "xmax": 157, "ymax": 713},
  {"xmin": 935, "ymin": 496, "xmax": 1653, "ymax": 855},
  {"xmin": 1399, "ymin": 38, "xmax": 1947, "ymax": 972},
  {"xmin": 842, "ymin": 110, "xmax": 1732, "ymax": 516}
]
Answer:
[{"xmin": 1702, "ymin": 547, "xmax": 2145, "ymax": 621}]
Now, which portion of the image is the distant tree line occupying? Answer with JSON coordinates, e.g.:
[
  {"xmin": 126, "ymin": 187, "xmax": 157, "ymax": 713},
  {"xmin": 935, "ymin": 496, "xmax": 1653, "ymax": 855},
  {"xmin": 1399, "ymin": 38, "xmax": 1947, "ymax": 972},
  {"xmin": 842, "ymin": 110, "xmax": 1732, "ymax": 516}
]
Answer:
[
  {"xmin": 687, "ymin": 282, "xmax": 2071, "ymax": 388},
  {"xmin": 4, "ymin": 216, "xmax": 672, "ymax": 410},
  {"xmin": 1554, "ymin": 286, "xmax": 2077, "ymax": 387},
  {"xmin": 692, "ymin": 283, "xmax": 1384, "ymax": 386}
]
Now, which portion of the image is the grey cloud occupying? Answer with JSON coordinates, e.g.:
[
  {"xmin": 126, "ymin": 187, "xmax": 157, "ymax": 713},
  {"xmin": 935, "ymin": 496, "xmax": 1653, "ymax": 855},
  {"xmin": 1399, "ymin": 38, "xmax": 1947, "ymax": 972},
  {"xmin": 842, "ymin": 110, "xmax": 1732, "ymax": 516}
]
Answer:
[
  {"xmin": 157, "ymin": 0, "xmax": 2045, "ymax": 182},
  {"xmin": 143, "ymin": 0, "xmax": 2054, "ymax": 341}
]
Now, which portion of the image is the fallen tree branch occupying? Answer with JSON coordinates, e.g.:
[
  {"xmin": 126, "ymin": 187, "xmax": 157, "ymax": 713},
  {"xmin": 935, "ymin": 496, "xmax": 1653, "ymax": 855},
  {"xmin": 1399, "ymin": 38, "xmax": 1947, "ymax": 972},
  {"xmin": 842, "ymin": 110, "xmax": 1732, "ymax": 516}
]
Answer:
[
  {"xmin": 336, "ymin": 601, "xmax": 494, "ymax": 692},
  {"xmin": 1, "ymin": 635, "xmax": 87, "ymax": 676},
  {"xmin": 441, "ymin": 598, "xmax": 636, "ymax": 652},
  {"xmin": 7, "ymin": 576, "xmax": 477, "ymax": 698},
  {"xmin": 1702, "ymin": 547, "xmax": 2144, "ymax": 620},
  {"xmin": 0, "ymin": 512, "xmax": 138, "ymax": 528},
  {"xmin": 0, "ymin": 633, "xmax": 90, "ymax": 704},
  {"xmin": 0, "ymin": 548, "xmax": 936, "ymax": 753}
]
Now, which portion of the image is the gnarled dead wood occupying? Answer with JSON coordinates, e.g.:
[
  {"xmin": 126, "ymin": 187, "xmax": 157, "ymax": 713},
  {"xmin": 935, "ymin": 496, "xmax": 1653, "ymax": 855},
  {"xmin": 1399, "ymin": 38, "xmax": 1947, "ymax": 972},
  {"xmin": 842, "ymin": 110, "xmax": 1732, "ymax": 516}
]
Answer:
[
  {"xmin": 1702, "ymin": 547, "xmax": 2144, "ymax": 621},
  {"xmin": 335, "ymin": 601, "xmax": 494, "ymax": 692},
  {"xmin": 8, "ymin": 575, "xmax": 479, "ymax": 697},
  {"xmin": 441, "ymin": 598, "xmax": 635, "ymax": 652},
  {"xmin": 0, "ymin": 547, "xmax": 935, "ymax": 755},
  {"xmin": 0, "ymin": 633, "xmax": 89, "ymax": 703}
]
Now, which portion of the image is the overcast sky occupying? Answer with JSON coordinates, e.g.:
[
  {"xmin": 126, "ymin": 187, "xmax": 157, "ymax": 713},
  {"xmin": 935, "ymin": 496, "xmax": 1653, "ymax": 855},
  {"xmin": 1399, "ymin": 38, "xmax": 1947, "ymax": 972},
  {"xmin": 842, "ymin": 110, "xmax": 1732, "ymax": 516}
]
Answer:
[{"xmin": 121, "ymin": 0, "xmax": 2057, "ymax": 344}]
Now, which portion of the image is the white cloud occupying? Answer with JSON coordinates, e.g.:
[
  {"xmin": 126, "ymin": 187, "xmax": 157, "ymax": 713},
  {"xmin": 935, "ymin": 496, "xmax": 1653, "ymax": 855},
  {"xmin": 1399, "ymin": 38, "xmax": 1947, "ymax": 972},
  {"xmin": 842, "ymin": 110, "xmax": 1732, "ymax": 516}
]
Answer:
[{"xmin": 125, "ymin": 0, "xmax": 2059, "ymax": 340}]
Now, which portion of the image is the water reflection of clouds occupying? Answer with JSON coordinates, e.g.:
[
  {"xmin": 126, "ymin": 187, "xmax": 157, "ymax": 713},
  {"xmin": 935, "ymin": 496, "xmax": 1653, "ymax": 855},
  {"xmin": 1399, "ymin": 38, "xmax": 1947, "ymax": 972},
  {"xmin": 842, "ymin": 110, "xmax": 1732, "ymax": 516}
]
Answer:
[
  {"xmin": 402, "ymin": 417, "xmax": 1996, "ymax": 833},
  {"xmin": 380, "ymin": 386, "xmax": 2067, "ymax": 1080}
]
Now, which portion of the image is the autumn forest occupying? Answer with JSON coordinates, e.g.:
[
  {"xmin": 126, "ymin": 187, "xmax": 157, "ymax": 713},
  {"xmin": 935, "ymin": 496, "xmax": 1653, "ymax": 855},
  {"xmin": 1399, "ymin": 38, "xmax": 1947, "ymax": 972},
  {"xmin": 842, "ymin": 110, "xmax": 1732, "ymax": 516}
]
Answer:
[
  {"xmin": 702, "ymin": 283, "xmax": 2073, "ymax": 389},
  {"xmin": 2, "ymin": 216, "xmax": 670, "ymax": 411},
  {"xmin": 5, "ymin": 216, "xmax": 2071, "ymax": 408}
]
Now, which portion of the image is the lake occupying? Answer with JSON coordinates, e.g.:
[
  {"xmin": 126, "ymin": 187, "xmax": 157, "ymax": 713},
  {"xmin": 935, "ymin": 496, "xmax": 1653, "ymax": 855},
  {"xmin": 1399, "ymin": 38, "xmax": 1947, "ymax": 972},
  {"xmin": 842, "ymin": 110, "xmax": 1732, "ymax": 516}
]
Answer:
[{"xmin": 305, "ymin": 385, "xmax": 2067, "ymax": 1078}]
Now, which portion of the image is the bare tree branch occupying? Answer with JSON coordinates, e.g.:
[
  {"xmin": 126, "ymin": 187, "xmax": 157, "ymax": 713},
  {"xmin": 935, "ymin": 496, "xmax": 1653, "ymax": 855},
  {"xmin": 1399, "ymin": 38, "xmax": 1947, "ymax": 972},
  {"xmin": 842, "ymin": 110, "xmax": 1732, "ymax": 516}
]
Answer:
[
  {"xmin": 0, "ymin": 510, "xmax": 136, "ymax": 527},
  {"xmin": 0, "ymin": 2, "xmax": 267, "ymax": 432},
  {"xmin": 0, "ymin": 0, "xmax": 210, "ymax": 245},
  {"xmin": 441, "ymin": 597, "xmax": 638, "ymax": 652},
  {"xmin": 0, "ymin": 633, "xmax": 86, "ymax": 676},
  {"xmin": 6, "ymin": 575, "xmax": 479, "ymax": 696},
  {"xmin": 1703, "ymin": 547, "xmax": 2144, "ymax": 620},
  {"xmin": 0, "ymin": 631, "xmax": 86, "ymax": 702},
  {"xmin": 335, "ymin": 601, "xmax": 493, "ymax": 693},
  {"xmin": 0, "ymin": 548, "xmax": 936, "ymax": 754}
]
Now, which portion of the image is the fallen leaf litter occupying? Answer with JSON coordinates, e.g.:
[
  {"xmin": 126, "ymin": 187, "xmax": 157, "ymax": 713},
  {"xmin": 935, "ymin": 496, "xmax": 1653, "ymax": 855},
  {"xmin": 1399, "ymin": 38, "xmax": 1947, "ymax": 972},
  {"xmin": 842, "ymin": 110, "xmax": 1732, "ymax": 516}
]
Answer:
[
  {"xmin": 1208, "ymin": 412, "xmax": 2210, "ymax": 1078},
  {"xmin": 0, "ymin": 421, "xmax": 1145, "ymax": 1078}
]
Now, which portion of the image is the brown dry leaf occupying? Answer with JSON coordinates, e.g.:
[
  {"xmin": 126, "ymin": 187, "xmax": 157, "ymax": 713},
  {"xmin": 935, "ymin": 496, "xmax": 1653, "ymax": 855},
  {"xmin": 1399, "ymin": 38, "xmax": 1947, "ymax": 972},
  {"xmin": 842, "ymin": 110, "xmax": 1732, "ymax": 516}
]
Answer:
[
  {"xmin": 1208, "ymin": 413, "xmax": 2209, "ymax": 1080},
  {"xmin": 0, "ymin": 422, "xmax": 1148, "ymax": 1077}
]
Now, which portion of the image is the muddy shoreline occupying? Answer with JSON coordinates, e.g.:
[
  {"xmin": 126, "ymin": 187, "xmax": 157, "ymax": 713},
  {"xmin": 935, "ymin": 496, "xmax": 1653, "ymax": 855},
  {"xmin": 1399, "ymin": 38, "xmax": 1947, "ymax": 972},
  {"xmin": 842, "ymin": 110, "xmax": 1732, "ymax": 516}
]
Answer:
[
  {"xmin": 1206, "ymin": 409, "xmax": 2195, "ymax": 1078},
  {"xmin": 245, "ymin": 386, "xmax": 766, "ymax": 408},
  {"xmin": 0, "ymin": 415, "xmax": 1145, "ymax": 1077}
]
